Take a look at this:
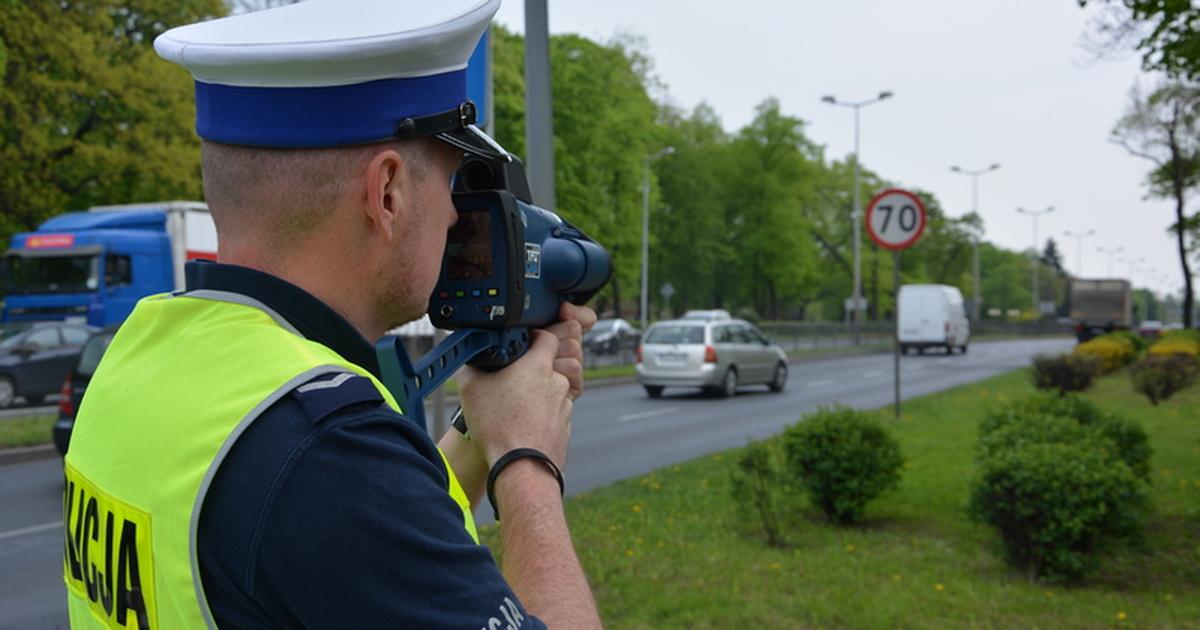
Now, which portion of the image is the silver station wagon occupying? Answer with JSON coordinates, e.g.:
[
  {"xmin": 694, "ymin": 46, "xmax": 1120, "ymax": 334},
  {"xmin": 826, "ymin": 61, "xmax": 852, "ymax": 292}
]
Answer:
[{"xmin": 635, "ymin": 318, "xmax": 788, "ymax": 398}]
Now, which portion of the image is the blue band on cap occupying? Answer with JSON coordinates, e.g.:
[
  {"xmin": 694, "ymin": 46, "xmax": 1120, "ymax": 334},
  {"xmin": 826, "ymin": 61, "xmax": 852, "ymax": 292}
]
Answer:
[{"xmin": 195, "ymin": 70, "xmax": 467, "ymax": 147}]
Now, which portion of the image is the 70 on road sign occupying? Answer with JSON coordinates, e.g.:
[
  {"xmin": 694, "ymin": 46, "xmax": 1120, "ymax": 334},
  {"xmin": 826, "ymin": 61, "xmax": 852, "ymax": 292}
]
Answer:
[{"xmin": 865, "ymin": 189, "xmax": 927, "ymax": 251}]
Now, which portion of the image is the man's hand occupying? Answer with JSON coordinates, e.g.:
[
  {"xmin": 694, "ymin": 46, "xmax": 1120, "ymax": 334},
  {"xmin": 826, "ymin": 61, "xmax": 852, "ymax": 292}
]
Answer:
[
  {"xmin": 542, "ymin": 303, "xmax": 597, "ymax": 401},
  {"xmin": 456, "ymin": 329, "xmax": 573, "ymax": 468}
]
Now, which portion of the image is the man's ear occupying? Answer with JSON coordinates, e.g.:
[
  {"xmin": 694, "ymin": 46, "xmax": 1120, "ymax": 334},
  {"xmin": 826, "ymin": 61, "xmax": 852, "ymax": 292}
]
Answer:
[{"xmin": 363, "ymin": 148, "xmax": 409, "ymax": 242}]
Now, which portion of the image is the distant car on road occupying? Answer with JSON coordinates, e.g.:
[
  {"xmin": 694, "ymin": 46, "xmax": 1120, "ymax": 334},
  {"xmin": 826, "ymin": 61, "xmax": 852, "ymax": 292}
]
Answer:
[
  {"xmin": 53, "ymin": 326, "xmax": 117, "ymax": 455},
  {"xmin": 636, "ymin": 318, "xmax": 787, "ymax": 398},
  {"xmin": 583, "ymin": 318, "xmax": 641, "ymax": 354},
  {"xmin": 1137, "ymin": 320, "xmax": 1164, "ymax": 339},
  {"xmin": 897, "ymin": 284, "xmax": 970, "ymax": 355},
  {"xmin": 0, "ymin": 321, "xmax": 97, "ymax": 408}
]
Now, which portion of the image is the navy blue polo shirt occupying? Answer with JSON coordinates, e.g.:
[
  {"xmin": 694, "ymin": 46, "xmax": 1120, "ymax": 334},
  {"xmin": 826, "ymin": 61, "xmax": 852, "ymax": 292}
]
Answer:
[{"xmin": 188, "ymin": 262, "xmax": 544, "ymax": 629}]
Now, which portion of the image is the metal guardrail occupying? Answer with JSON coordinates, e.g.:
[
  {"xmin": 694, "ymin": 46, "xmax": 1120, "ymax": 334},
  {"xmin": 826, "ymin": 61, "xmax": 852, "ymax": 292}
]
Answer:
[{"xmin": 581, "ymin": 319, "xmax": 1074, "ymax": 368}]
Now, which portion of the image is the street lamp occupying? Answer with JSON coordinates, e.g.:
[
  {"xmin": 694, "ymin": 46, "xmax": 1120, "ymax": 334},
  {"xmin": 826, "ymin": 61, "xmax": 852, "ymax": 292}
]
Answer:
[
  {"xmin": 1118, "ymin": 255, "xmax": 1145, "ymax": 281},
  {"xmin": 1062, "ymin": 229, "xmax": 1096, "ymax": 277},
  {"xmin": 1016, "ymin": 206, "xmax": 1055, "ymax": 313},
  {"xmin": 950, "ymin": 163, "xmax": 1000, "ymax": 322},
  {"xmin": 822, "ymin": 90, "xmax": 894, "ymax": 343},
  {"xmin": 641, "ymin": 146, "xmax": 674, "ymax": 330},
  {"xmin": 1096, "ymin": 246, "xmax": 1123, "ymax": 277}
]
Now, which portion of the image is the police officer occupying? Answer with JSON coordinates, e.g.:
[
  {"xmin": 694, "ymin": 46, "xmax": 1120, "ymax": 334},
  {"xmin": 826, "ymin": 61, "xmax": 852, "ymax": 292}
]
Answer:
[{"xmin": 62, "ymin": 1, "xmax": 603, "ymax": 628}]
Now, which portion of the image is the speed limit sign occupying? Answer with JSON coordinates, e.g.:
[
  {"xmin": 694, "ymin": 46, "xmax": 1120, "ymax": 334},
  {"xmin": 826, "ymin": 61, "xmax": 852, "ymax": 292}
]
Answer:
[{"xmin": 865, "ymin": 189, "xmax": 927, "ymax": 251}]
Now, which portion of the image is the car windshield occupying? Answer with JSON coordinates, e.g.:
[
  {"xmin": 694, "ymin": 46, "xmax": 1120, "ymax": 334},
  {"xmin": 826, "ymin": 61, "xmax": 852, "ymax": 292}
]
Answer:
[
  {"xmin": 0, "ymin": 325, "xmax": 32, "ymax": 349},
  {"xmin": 3, "ymin": 254, "xmax": 99, "ymax": 295},
  {"xmin": 645, "ymin": 325, "xmax": 704, "ymax": 345},
  {"xmin": 77, "ymin": 333, "xmax": 115, "ymax": 377}
]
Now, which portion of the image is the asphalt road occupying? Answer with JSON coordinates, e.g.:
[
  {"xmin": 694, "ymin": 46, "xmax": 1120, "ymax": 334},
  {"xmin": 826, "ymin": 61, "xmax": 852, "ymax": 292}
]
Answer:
[{"xmin": 0, "ymin": 337, "xmax": 1072, "ymax": 628}]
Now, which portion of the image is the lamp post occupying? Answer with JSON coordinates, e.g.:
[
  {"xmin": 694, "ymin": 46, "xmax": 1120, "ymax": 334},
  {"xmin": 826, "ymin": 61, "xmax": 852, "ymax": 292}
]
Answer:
[
  {"xmin": 1119, "ymin": 255, "xmax": 1145, "ymax": 281},
  {"xmin": 1063, "ymin": 229, "xmax": 1096, "ymax": 277},
  {"xmin": 641, "ymin": 146, "xmax": 674, "ymax": 330},
  {"xmin": 950, "ymin": 163, "xmax": 1000, "ymax": 322},
  {"xmin": 1016, "ymin": 206, "xmax": 1055, "ymax": 314},
  {"xmin": 1097, "ymin": 245, "xmax": 1123, "ymax": 277},
  {"xmin": 822, "ymin": 90, "xmax": 894, "ymax": 344},
  {"xmin": 523, "ymin": 0, "xmax": 555, "ymax": 211}
]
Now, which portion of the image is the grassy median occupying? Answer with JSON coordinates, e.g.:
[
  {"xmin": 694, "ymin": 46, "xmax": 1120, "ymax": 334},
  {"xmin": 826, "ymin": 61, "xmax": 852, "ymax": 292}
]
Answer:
[
  {"xmin": 483, "ymin": 368, "xmax": 1200, "ymax": 628},
  {"xmin": 0, "ymin": 414, "xmax": 56, "ymax": 449}
]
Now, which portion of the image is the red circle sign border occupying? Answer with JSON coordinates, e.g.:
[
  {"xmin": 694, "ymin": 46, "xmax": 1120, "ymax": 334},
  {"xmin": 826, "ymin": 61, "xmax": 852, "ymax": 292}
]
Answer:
[{"xmin": 864, "ymin": 188, "xmax": 928, "ymax": 251}]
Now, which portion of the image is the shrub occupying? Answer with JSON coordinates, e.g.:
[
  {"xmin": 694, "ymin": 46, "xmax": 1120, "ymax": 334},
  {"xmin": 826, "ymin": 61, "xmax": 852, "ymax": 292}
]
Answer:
[
  {"xmin": 980, "ymin": 393, "xmax": 1151, "ymax": 479},
  {"xmin": 969, "ymin": 440, "xmax": 1149, "ymax": 582},
  {"xmin": 1130, "ymin": 353, "xmax": 1198, "ymax": 405},
  {"xmin": 1149, "ymin": 338, "xmax": 1200, "ymax": 357},
  {"xmin": 1148, "ymin": 330, "xmax": 1200, "ymax": 358},
  {"xmin": 731, "ymin": 440, "xmax": 793, "ymax": 547},
  {"xmin": 1030, "ymin": 353, "xmax": 1098, "ymax": 395},
  {"xmin": 782, "ymin": 406, "xmax": 903, "ymax": 524},
  {"xmin": 977, "ymin": 413, "xmax": 1097, "ymax": 462},
  {"xmin": 1074, "ymin": 338, "xmax": 1136, "ymax": 374},
  {"xmin": 1095, "ymin": 330, "xmax": 1148, "ymax": 353},
  {"xmin": 1158, "ymin": 328, "xmax": 1200, "ymax": 344}
]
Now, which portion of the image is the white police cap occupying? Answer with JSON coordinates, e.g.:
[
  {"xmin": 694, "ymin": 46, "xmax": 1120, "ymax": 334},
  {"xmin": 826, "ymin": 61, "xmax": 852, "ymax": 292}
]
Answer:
[{"xmin": 154, "ymin": 0, "xmax": 506, "ymax": 157}]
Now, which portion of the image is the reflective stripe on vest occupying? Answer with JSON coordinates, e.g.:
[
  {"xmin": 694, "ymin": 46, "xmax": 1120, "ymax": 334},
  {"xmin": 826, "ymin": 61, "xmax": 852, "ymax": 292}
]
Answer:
[{"xmin": 64, "ymin": 292, "xmax": 478, "ymax": 629}]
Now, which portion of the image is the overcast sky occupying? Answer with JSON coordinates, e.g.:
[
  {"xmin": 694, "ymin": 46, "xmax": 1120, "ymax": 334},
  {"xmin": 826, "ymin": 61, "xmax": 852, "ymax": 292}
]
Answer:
[{"xmin": 492, "ymin": 0, "xmax": 1185, "ymax": 296}]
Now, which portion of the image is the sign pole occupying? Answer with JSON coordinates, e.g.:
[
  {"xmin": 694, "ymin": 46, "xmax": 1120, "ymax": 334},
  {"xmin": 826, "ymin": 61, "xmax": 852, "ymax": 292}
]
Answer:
[
  {"xmin": 862, "ymin": 187, "xmax": 927, "ymax": 420},
  {"xmin": 893, "ymin": 250, "xmax": 901, "ymax": 418}
]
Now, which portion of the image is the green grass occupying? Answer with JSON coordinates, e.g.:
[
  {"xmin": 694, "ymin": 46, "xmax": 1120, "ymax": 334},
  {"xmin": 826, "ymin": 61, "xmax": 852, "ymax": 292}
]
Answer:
[
  {"xmin": 0, "ymin": 414, "xmax": 56, "ymax": 449},
  {"xmin": 482, "ymin": 369, "xmax": 1200, "ymax": 628}
]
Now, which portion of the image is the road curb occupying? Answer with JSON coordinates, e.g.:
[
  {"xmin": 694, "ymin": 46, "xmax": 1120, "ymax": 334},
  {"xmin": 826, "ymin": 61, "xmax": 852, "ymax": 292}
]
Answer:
[{"xmin": 0, "ymin": 444, "xmax": 56, "ymax": 466}]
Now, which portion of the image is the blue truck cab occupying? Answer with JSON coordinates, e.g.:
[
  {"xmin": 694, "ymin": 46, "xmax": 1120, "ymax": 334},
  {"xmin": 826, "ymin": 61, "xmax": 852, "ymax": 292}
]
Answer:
[{"xmin": 2, "ymin": 202, "xmax": 214, "ymax": 327}]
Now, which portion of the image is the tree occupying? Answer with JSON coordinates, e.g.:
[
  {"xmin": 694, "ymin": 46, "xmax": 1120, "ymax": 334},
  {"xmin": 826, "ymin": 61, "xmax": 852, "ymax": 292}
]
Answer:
[
  {"xmin": 1041, "ymin": 238, "xmax": 1066, "ymax": 275},
  {"xmin": 0, "ymin": 0, "xmax": 226, "ymax": 244},
  {"xmin": 1111, "ymin": 81, "xmax": 1200, "ymax": 327},
  {"xmin": 1079, "ymin": 1, "xmax": 1200, "ymax": 81},
  {"xmin": 489, "ymin": 28, "xmax": 662, "ymax": 317},
  {"xmin": 654, "ymin": 104, "xmax": 734, "ymax": 315},
  {"xmin": 723, "ymin": 98, "xmax": 821, "ymax": 319}
]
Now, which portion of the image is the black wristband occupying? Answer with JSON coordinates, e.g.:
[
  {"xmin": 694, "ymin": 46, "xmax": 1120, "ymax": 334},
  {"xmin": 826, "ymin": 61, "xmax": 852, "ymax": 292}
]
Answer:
[{"xmin": 485, "ymin": 448, "xmax": 565, "ymax": 521}]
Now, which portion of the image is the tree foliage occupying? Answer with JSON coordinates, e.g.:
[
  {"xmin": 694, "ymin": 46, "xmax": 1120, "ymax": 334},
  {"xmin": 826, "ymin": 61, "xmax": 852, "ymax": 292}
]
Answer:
[
  {"xmin": 0, "ymin": 0, "xmax": 226, "ymax": 243},
  {"xmin": 1079, "ymin": 0, "xmax": 1200, "ymax": 81}
]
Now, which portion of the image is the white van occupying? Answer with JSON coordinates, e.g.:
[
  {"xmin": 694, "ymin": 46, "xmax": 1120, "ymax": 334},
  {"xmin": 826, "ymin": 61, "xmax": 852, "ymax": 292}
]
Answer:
[{"xmin": 897, "ymin": 284, "xmax": 970, "ymax": 354}]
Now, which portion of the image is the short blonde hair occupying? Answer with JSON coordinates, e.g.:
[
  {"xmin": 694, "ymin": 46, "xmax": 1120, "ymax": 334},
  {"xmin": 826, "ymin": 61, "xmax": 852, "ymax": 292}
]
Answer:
[{"xmin": 200, "ymin": 139, "xmax": 431, "ymax": 247}]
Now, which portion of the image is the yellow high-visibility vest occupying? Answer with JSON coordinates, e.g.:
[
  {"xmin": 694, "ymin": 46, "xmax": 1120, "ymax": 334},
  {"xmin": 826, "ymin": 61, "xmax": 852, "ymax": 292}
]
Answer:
[{"xmin": 64, "ymin": 291, "xmax": 477, "ymax": 629}]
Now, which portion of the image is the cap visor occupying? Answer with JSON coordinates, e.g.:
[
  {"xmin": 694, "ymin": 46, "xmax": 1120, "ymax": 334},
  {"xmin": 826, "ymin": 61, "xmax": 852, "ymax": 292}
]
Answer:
[{"xmin": 435, "ymin": 125, "xmax": 510, "ymax": 160}]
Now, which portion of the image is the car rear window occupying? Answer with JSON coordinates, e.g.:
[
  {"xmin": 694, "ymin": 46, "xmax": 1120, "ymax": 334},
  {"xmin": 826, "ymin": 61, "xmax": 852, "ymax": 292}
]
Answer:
[
  {"xmin": 77, "ymin": 333, "xmax": 114, "ymax": 377},
  {"xmin": 645, "ymin": 325, "xmax": 704, "ymax": 345}
]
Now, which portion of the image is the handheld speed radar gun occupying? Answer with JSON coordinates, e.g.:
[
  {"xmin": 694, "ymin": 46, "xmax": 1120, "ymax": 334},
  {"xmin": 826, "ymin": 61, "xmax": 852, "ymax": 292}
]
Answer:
[{"xmin": 376, "ymin": 146, "xmax": 612, "ymax": 429}]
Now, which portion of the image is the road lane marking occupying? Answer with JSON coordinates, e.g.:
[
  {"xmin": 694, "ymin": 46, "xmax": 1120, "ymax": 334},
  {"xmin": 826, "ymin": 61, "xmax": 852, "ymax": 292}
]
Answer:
[
  {"xmin": 0, "ymin": 520, "xmax": 60, "ymax": 541},
  {"xmin": 807, "ymin": 379, "xmax": 834, "ymax": 388},
  {"xmin": 618, "ymin": 407, "xmax": 678, "ymax": 423}
]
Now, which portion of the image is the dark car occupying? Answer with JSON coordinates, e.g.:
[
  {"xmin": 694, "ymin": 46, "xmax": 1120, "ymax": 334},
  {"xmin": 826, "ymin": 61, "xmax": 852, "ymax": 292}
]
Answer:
[
  {"xmin": 0, "ymin": 321, "xmax": 97, "ymax": 408},
  {"xmin": 53, "ymin": 326, "xmax": 117, "ymax": 455},
  {"xmin": 583, "ymin": 318, "xmax": 641, "ymax": 354}
]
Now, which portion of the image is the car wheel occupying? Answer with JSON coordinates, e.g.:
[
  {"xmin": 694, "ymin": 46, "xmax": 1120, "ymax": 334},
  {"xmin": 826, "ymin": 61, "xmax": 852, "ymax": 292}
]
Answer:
[
  {"xmin": 719, "ymin": 368, "xmax": 738, "ymax": 398},
  {"xmin": 0, "ymin": 376, "xmax": 14, "ymax": 409},
  {"xmin": 644, "ymin": 385, "xmax": 664, "ymax": 399},
  {"xmin": 768, "ymin": 363, "xmax": 787, "ymax": 393}
]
